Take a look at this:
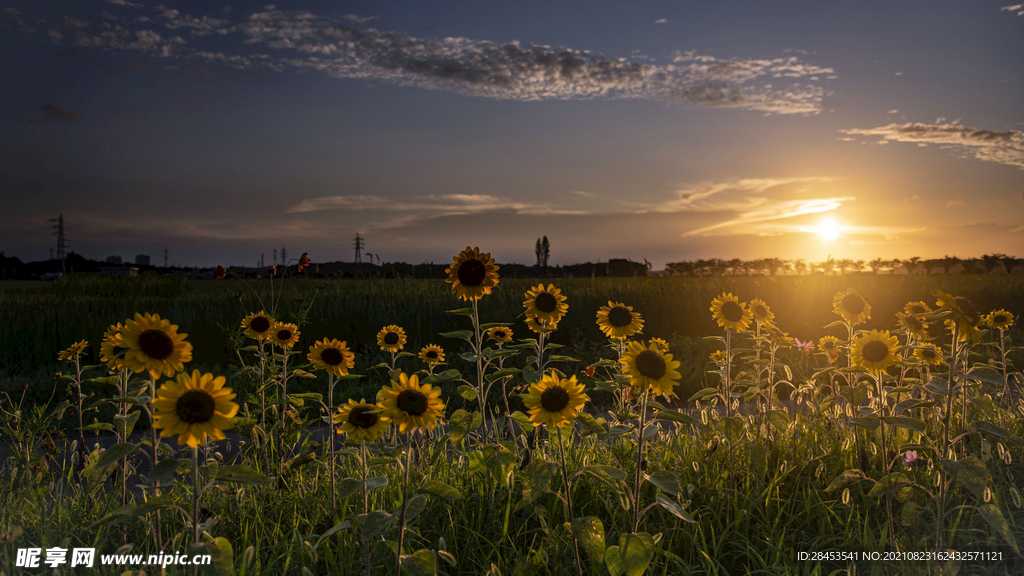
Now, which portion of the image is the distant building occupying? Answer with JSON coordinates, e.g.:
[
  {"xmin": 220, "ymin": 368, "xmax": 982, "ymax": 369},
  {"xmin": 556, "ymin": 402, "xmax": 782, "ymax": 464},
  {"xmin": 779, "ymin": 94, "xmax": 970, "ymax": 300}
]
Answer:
[
  {"xmin": 101, "ymin": 267, "xmax": 139, "ymax": 278},
  {"xmin": 106, "ymin": 255, "xmax": 122, "ymax": 264},
  {"xmin": 135, "ymin": 254, "xmax": 150, "ymax": 266}
]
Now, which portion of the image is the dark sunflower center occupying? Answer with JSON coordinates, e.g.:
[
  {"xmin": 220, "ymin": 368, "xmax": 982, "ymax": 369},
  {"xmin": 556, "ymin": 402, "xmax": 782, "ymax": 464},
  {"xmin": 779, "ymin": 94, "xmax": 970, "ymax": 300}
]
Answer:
[
  {"xmin": 348, "ymin": 405, "xmax": 379, "ymax": 429},
  {"xmin": 457, "ymin": 258, "xmax": 487, "ymax": 287},
  {"xmin": 993, "ymin": 315, "xmax": 1007, "ymax": 324},
  {"xmin": 921, "ymin": 349, "xmax": 936, "ymax": 359},
  {"xmin": 494, "ymin": 330, "xmax": 506, "ymax": 339},
  {"xmin": 396, "ymin": 390, "xmax": 428, "ymax": 416},
  {"xmin": 250, "ymin": 316, "xmax": 270, "ymax": 332},
  {"xmin": 176, "ymin": 390, "xmax": 216, "ymax": 424},
  {"xmin": 754, "ymin": 305, "xmax": 768, "ymax": 318},
  {"xmin": 534, "ymin": 292, "xmax": 558, "ymax": 313},
  {"xmin": 321, "ymin": 348, "xmax": 343, "ymax": 366},
  {"xmin": 426, "ymin": 350, "xmax": 438, "ymax": 359},
  {"xmin": 112, "ymin": 345, "xmax": 126, "ymax": 357},
  {"xmin": 384, "ymin": 332, "xmax": 400, "ymax": 345},
  {"xmin": 911, "ymin": 305, "xmax": 926, "ymax": 314},
  {"xmin": 954, "ymin": 297, "xmax": 979, "ymax": 325},
  {"xmin": 822, "ymin": 341, "xmax": 835, "ymax": 350},
  {"xmin": 138, "ymin": 329, "xmax": 175, "ymax": 360},
  {"xmin": 608, "ymin": 306, "xmax": 633, "ymax": 327},
  {"xmin": 842, "ymin": 294, "xmax": 865, "ymax": 315},
  {"xmin": 635, "ymin": 350, "xmax": 667, "ymax": 379},
  {"xmin": 905, "ymin": 315, "xmax": 923, "ymax": 330},
  {"xmin": 862, "ymin": 340, "xmax": 889, "ymax": 363},
  {"xmin": 540, "ymin": 386, "xmax": 570, "ymax": 412},
  {"xmin": 277, "ymin": 329, "xmax": 292, "ymax": 341},
  {"xmin": 721, "ymin": 301, "xmax": 743, "ymax": 322}
]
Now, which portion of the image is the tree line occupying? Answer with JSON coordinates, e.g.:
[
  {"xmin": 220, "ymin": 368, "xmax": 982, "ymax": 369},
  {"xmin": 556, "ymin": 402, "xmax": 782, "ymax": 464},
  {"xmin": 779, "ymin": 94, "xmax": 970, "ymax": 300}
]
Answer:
[{"xmin": 663, "ymin": 254, "xmax": 1023, "ymax": 276}]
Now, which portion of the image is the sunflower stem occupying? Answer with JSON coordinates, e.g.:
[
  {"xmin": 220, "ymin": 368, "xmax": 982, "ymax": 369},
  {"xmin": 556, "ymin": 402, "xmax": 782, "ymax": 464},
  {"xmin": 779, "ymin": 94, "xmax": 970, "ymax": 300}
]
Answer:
[
  {"xmin": 361, "ymin": 441, "xmax": 372, "ymax": 576},
  {"xmin": 472, "ymin": 299, "xmax": 487, "ymax": 443},
  {"xmin": 556, "ymin": 426, "xmax": 584, "ymax": 576},
  {"xmin": 192, "ymin": 445, "xmax": 200, "ymax": 546},
  {"xmin": 632, "ymin": 390, "xmax": 649, "ymax": 533},
  {"xmin": 147, "ymin": 377, "xmax": 165, "ymax": 554},
  {"xmin": 279, "ymin": 345, "xmax": 289, "ymax": 471},
  {"xmin": 328, "ymin": 373, "xmax": 337, "ymax": 511},
  {"xmin": 724, "ymin": 330, "xmax": 732, "ymax": 419},
  {"xmin": 394, "ymin": 442, "xmax": 413, "ymax": 576}
]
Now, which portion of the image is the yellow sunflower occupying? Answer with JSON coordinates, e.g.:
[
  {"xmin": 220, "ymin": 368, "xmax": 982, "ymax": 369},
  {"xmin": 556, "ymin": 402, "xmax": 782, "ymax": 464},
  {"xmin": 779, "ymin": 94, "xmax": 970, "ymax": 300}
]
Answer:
[
  {"xmin": 445, "ymin": 247, "xmax": 500, "ymax": 301},
  {"xmin": 334, "ymin": 399, "xmax": 390, "ymax": 442},
  {"xmin": 487, "ymin": 326, "xmax": 513, "ymax": 344},
  {"xmin": 762, "ymin": 322, "xmax": 794, "ymax": 347},
  {"xmin": 833, "ymin": 289, "xmax": 871, "ymax": 326},
  {"xmin": 849, "ymin": 329, "xmax": 900, "ymax": 373},
  {"xmin": 241, "ymin": 311, "xmax": 276, "ymax": 340},
  {"xmin": 620, "ymin": 341, "xmax": 682, "ymax": 396},
  {"xmin": 896, "ymin": 312, "xmax": 930, "ymax": 340},
  {"xmin": 100, "ymin": 323, "xmax": 128, "ymax": 370},
  {"xmin": 525, "ymin": 314, "xmax": 558, "ymax": 334},
  {"xmin": 523, "ymin": 283, "xmax": 568, "ymax": 325},
  {"xmin": 151, "ymin": 370, "xmax": 238, "ymax": 448},
  {"xmin": 913, "ymin": 345, "xmax": 943, "ymax": 366},
  {"xmin": 57, "ymin": 340, "xmax": 89, "ymax": 362},
  {"xmin": 904, "ymin": 301, "xmax": 932, "ymax": 316},
  {"xmin": 818, "ymin": 336, "xmax": 842, "ymax": 361},
  {"xmin": 984, "ymin": 310, "xmax": 1014, "ymax": 330},
  {"xmin": 269, "ymin": 322, "xmax": 300, "ymax": 348},
  {"xmin": 378, "ymin": 373, "xmax": 445, "ymax": 433},
  {"xmin": 419, "ymin": 344, "xmax": 445, "ymax": 366},
  {"xmin": 307, "ymin": 339, "xmax": 355, "ymax": 376},
  {"xmin": 120, "ymin": 313, "xmax": 193, "ymax": 379},
  {"xmin": 749, "ymin": 298, "xmax": 775, "ymax": 325},
  {"xmin": 709, "ymin": 350, "xmax": 727, "ymax": 363},
  {"xmin": 709, "ymin": 293, "xmax": 753, "ymax": 333},
  {"xmin": 596, "ymin": 301, "xmax": 645, "ymax": 339},
  {"xmin": 650, "ymin": 338, "xmax": 670, "ymax": 353},
  {"xmin": 934, "ymin": 290, "xmax": 981, "ymax": 327},
  {"xmin": 376, "ymin": 325, "xmax": 407, "ymax": 353},
  {"xmin": 522, "ymin": 372, "xmax": 589, "ymax": 429}
]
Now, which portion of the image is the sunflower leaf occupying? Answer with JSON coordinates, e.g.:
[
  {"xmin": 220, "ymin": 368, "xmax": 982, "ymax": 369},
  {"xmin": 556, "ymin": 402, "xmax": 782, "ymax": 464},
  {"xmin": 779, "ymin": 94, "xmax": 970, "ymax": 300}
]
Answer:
[
  {"xmin": 418, "ymin": 480, "xmax": 464, "ymax": 500},
  {"xmin": 655, "ymin": 493, "xmax": 696, "ymax": 523},
  {"xmin": 399, "ymin": 549, "xmax": 437, "ymax": 576},
  {"xmin": 689, "ymin": 388, "xmax": 719, "ymax": 402},
  {"xmin": 82, "ymin": 422, "xmax": 115, "ymax": 432},
  {"xmin": 94, "ymin": 443, "xmax": 138, "ymax": 471},
  {"xmin": 479, "ymin": 322, "xmax": 513, "ymax": 329},
  {"xmin": 653, "ymin": 410, "xmax": 701, "ymax": 428},
  {"xmin": 456, "ymin": 385, "xmax": 478, "ymax": 401},
  {"xmin": 940, "ymin": 457, "xmax": 991, "ymax": 498},
  {"xmin": 445, "ymin": 308, "xmax": 475, "ymax": 317},
  {"xmin": 486, "ymin": 368, "xmax": 521, "ymax": 383},
  {"xmin": 645, "ymin": 470, "xmax": 681, "ymax": 496},
  {"xmin": 440, "ymin": 330, "xmax": 474, "ymax": 342},
  {"xmin": 977, "ymin": 503, "xmax": 1020, "ymax": 553},
  {"xmin": 548, "ymin": 355, "xmax": 579, "ymax": 363},
  {"xmin": 572, "ymin": 516, "xmax": 606, "ymax": 563},
  {"xmin": 421, "ymin": 369, "xmax": 461, "ymax": 384},
  {"xmin": 214, "ymin": 465, "xmax": 274, "ymax": 485},
  {"xmin": 879, "ymin": 416, "xmax": 927, "ymax": 433},
  {"xmin": 973, "ymin": 421, "xmax": 1024, "ymax": 443}
]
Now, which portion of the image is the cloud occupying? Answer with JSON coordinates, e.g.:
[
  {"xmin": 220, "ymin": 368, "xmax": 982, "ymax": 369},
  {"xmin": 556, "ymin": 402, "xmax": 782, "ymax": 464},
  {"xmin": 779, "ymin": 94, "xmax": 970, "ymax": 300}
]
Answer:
[
  {"xmin": 1001, "ymin": 5, "xmax": 1024, "ymax": 16},
  {"xmin": 683, "ymin": 197, "xmax": 851, "ymax": 236},
  {"xmin": 946, "ymin": 200, "xmax": 965, "ymax": 206},
  {"xmin": 155, "ymin": 4, "xmax": 230, "ymax": 35},
  {"xmin": 286, "ymin": 193, "xmax": 533, "ymax": 215},
  {"xmin": 107, "ymin": 0, "xmax": 144, "ymax": 7},
  {"xmin": 28, "ymin": 103, "xmax": 80, "ymax": 124},
  {"xmin": 841, "ymin": 122, "xmax": 1024, "ymax": 169},
  {"xmin": 887, "ymin": 109, "xmax": 898, "ymax": 114},
  {"xmin": 655, "ymin": 18, "xmax": 670, "ymax": 24},
  {"xmin": 1, "ymin": 6, "xmax": 35, "ymax": 33},
  {"xmin": 654, "ymin": 176, "xmax": 836, "ymax": 212}
]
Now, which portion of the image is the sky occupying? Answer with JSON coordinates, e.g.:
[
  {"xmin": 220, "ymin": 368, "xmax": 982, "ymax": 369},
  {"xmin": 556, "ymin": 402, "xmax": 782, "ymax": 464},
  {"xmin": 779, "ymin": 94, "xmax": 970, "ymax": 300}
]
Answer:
[{"xmin": 1, "ymin": 0, "xmax": 1022, "ymax": 269}]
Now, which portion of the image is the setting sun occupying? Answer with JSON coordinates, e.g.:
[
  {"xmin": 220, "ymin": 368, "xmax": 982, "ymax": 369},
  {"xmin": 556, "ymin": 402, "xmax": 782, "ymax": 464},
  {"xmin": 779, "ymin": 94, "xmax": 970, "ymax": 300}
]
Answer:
[{"xmin": 817, "ymin": 218, "xmax": 841, "ymax": 241}]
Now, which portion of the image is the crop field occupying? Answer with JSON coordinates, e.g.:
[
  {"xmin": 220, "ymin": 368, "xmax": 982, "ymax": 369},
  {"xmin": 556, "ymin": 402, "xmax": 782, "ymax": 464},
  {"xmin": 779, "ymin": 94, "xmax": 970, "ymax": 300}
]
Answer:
[{"xmin": 1, "ymin": 263, "xmax": 1023, "ymax": 575}]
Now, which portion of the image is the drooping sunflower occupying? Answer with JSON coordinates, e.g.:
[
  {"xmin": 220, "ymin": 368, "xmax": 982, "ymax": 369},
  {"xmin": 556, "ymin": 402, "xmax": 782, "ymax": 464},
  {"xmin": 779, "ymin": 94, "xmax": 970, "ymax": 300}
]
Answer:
[
  {"xmin": 523, "ymin": 283, "xmax": 568, "ymax": 325},
  {"xmin": 419, "ymin": 344, "xmax": 445, "ymax": 366},
  {"xmin": 620, "ymin": 341, "xmax": 682, "ymax": 396},
  {"xmin": 709, "ymin": 293, "xmax": 753, "ymax": 333},
  {"xmin": 525, "ymin": 314, "xmax": 558, "ymax": 334},
  {"xmin": 241, "ymin": 311, "xmax": 276, "ymax": 341},
  {"xmin": 57, "ymin": 340, "xmax": 89, "ymax": 362},
  {"xmin": 100, "ymin": 323, "xmax": 128, "ymax": 370},
  {"xmin": 749, "ymin": 298, "xmax": 775, "ymax": 325},
  {"xmin": 818, "ymin": 336, "xmax": 842, "ymax": 361},
  {"xmin": 934, "ymin": 290, "xmax": 981, "ymax": 327},
  {"xmin": 376, "ymin": 325, "xmax": 407, "ymax": 353},
  {"xmin": 522, "ymin": 372, "xmax": 589, "ymax": 429},
  {"xmin": 833, "ymin": 289, "xmax": 871, "ymax": 325},
  {"xmin": 445, "ymin": 247, "xmax": 500, "ymax": 301},
  {"xmin": 269, "ymin": 322, "xmax": 300, "ymax": 348},
  {"xmin": 120, "ymin": 313, "xmax": 193, "ymax": 379},
  {"xmin": 913, "ymin": 345, "xmax": 943, "ymax": 366},
  {"xmin": 307, "ymin": 339, "xmax": 355, "ymax": 376},
  {"xmin": 904, "ymin": 301, "xmax": 932, "ymax": 316},
  {"xmin": 709, "ymin": 350, "xmax": 727, "ymax": 363},
  {"xmin": 487, "ymin": 326, "xmax": 513, "ymax": 344},
  {"xmin": 849, "ymin": 329, "xmax": 900, "ymax": 373},
  {"xmin": 896, "ymin": 312, "xmax": 931, "ymax": 340},
  {"xmin": 984, "ymin": 309, "xmax": 1014, "ymax": 330},
  {"xmin": 334, "ymin": 399, "xmax": 390, "ymax": 442},
  {"xmin": 596, "ymin": 301, "xmax": 645, "ymax": 339},
  {"xmin": 151, "ymin": 370, "xmax": 238, "ymax": 448},
  {"xmin": 649, "ymin": 338, "xmax": 670, "ymax": 353},
  {"xmin": 762, "ymin": 322, "xmax": 794, "ymax": 347},
  {"xmin": 378, "ymin": 373, "xmax": 445, "ymax": 433}
]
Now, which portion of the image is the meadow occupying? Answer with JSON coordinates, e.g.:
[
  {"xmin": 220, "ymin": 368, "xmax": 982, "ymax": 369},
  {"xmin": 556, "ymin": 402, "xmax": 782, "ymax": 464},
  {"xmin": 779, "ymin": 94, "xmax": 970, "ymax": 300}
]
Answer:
[{"xmin": 1, "ymin": 268, "xmax": 1022, "ymax": 575}]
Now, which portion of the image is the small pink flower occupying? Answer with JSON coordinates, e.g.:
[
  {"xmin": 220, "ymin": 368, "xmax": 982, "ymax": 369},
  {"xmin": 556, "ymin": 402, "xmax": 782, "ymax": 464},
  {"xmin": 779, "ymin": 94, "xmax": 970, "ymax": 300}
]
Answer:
[
  {"xmin": 903, "ymin": 450, "xmax": 920, "ymax": 468},
  {"xmin": 794, "ymin": 338, "xmax": 814, "ymax": 355}
]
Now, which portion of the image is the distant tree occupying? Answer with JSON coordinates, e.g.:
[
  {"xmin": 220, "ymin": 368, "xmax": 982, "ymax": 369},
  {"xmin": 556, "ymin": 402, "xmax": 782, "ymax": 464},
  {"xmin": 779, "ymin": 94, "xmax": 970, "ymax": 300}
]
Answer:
[
  {"xmin": 535, "ymin": 239, "xmax": 542, "ymax": 267},
  {"xmin": 793, "ymin": 259, "xmax": 807, "ymax": 275},
  {"xmin": 765, "ymin": 257, "xmax": 784, "ymax": 276},
  {"xmin": 982, "ymin": 254, "xmax": 1005, "ymax": 274},
  {"xmin": 541, "ymin": 236, "xmax": 550, "ymax": 267},
  {"xmin": 868, "ymin": 258, "xmax": 886, "ymax": 274},
  {"xmin": 906, "ymin": 256, "xmax": 922, "ymax": 275}
]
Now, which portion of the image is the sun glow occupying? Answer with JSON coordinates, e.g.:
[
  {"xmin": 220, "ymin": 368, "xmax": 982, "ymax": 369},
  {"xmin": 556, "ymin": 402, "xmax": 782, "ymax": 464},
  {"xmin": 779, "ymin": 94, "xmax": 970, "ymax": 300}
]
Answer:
[{"xmin": 817, "ymin": 218, "xmax": 840, "ymax": 240}]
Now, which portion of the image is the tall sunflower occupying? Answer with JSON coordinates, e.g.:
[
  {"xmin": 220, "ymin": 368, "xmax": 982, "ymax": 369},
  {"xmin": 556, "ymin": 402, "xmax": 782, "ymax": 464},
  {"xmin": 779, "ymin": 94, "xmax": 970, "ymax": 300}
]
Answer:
[
  {"xmin": 57, "ymin": 340, "xmax": 89, "ymax": 362},
  {"xmin": 904, "ymin": 301, "xmax": 932, "ymax": 316},
  {"xmin": 445, "ymin": 247, "xmax": 500, "ymax": 301},
  {"xmin": 523, "ymin": 283, "xmax": 568, "ymax": 325},
  {"xmin": 749, "ymin": 298, "xmax": 775, "ymax": 325},
  {"xmin": 913, "ymin": 345, "xmax": 943, "ymax": 366},
  {"xmin": 525, "ymin": 315, "xmax": 558, "ymax": 334},
  {"xmin": 120, "ymin": 313, "xmax": 193, "ymax": 379},
  {"xmin": 378, "ymin": 373, "xmax": 445, "ymax": 433},
  {"xmin": 487, "ymin": 326, "xmax": 513, "ymax": 344},
  {"xmin": 896, "ymin": 312, "xmax": 930, "ymax": 340},
  {"xmin": 241, "ymin": 311, "xmax": 276, "ymax": 340},
  {"xmin": 419, "ymin": 344, "xmax": 445, "ymax": 366},
  {"xmin": 709, "ymin": 293, "xmax": 753, "ymax": 332},
  {"xmin": 649, "ymin": 338, "xmax": 670, "ymax": 353},
  {"xmin": 984, "ymin": 309, "xmax": 1014, "ymax": 330},
  {"xmin": 522, "ymin": 372, "xmax": 589, "ymax": 429},
  {"xmin": 849, "ymin": 329, "xmax": 900, "ymax": 373},
  {"xmin": 269, "ymin": 322, "xmax": 300, "ymax": 348},
  {"xmin": 833, "ymin": 289, "xmax": 871, "ymax": 325},
  {"xmin": 307, "ymin": 339, "xmax": 355, "ymax": 376},
  {"xmin": 152, "ymin": 370, "xmax": 238, "ymax": 448},
  {"xmin": 620, "ymin": 341, "xmax": 681, "ymax": 396},
  {"xmin": 596, "ymin": 301, "xmax": 644, "ymax": 339},
  {"xmin": 376, "ymin": 325, "xmax": 407, "ymax": 353},
  {"xmin": 334, "ymin": 399, "xmax": 390, "ymax": 442},
  {"xmin": 100, "ymin": 323, "xmax": 127, "ymax": 370},
  {"xmin": 762, "ymin": 322, "xmax": 793, "ymax": 347},
  {"xmin": 818, "ymin": 335, "xmax": 842, "ymax": 362}
]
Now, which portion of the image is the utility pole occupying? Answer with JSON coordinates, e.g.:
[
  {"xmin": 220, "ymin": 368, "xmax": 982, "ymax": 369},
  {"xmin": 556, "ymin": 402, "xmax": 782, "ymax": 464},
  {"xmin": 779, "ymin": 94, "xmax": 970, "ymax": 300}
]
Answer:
[
  {"xmin": 48, "ymin": 214, "xmax": 67, "ymax": 274},
  {"xmin": 353, "ymin": 233, "xmax": 364, "ymax": 263},
  {"xmin": 281, "ymin": 246, "xmax": 286, "ymax": 265},
  {"xmin": 260, "ymin": 253, "xmax": 265, "ymax": 268},
  {"xmin": 273, "ymin": 249, "xmax": 277, "ymax": 264}
]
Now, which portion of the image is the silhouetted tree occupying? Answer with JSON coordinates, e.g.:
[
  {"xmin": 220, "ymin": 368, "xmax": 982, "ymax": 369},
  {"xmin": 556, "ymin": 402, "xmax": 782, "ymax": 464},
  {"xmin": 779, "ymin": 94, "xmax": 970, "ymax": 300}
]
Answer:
[
  {"xmin": 541, "ymin": 236, "xmax": 550, "ymax": 267},
  {"xmin": 535, "ymin": 239, "xmax": 542, "ymax": 267}
]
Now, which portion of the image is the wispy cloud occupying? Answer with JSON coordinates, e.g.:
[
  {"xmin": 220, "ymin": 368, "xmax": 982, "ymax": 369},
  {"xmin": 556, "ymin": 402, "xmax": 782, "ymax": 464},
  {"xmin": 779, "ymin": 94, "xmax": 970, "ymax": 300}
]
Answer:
[
  {"xmin": 1, "ymin": 6, "xmax": 34, "ymax": 33},
  {"xmin": 840, "ymin": 122, "xmax": 1024, "ymax": 170},
  {"xmin": 655, "ymin": 18, "xmax": 670, "ymax": 24},
  {"xmin": 654, "ymin": 176, "xmax": 836, "ymax": 212},
  {"xmin": 287, "ymin": 193, "xmax": 534, "ymax": 216},
  {"xmin": 1001, "ymin": 4, "xmax": 1024, "ymax": 16},
  {"xmin": 107, "ymin": 0, "xmax": 144, "ymax": 7},
  {"xmin": 683, "ymin": 197, "xmax": 851, "ymax": 236}
]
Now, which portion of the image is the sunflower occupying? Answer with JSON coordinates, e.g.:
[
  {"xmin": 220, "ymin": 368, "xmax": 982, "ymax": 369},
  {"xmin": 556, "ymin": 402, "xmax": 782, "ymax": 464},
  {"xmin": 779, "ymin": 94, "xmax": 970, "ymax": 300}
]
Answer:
[
  {"xmin": 57, "ymin": 340, "xmax": 89, "ymax": 362},
  {"xmin": 650, "ymin": 338, "xmax": 670, "ymax": 353},
  {"xmin": 904, "ymin": 301, "xmax": 932, "ymax": 316},
  {"xmin": 709, "ymin": 293, "xmax": 753, "ymax": 333},
  {"xmin": 761, "ymin": 322, "xmax": 794, "ymax": 347},
  {"xmin": 445, "ymin": 247, "xmax": 500, "ymax": 301},
  {"xmin": 818, "ymin": 335, "xmax": 842, "ymax": 361},
  {"xmin": 376, "ymin": 325, "xmax": 407, "ymax": 353},
  {"xmin": 709, "ymin": 350, "xmax": 727, "ymax": 363},
  {"xmin": 334, "ymin": 399, "xmax": 390, "ymax": 442},
  {"xmin": 934, "ymin": 290, "xmax": 981, "ymax": 327},
  {"xmin": 913, "ymin": 345, "xmax": 943, "ymax": 366},
  {"xmin": 523, "ymin": 283, "xmax": 568, "ymax": 325},
  {"xmin": 100, "ymin": 323, "xmax": 128, "ymax": 370},
  {"xmin": 214, "ymin": 265, "xmax": 226, "ymax": 280},
  {"xmin": 849, "ymin": 329, "xmax": 900, "ymax": 373},
  {"xmin": 487, "ymin": 326, "xmax": 513, "ymax": 344},
  {"xmin": 120, "ymin": 313, "xmax": 193, "ymax": 379},
  {"xmin": 151, "ymin": 370, "xmax": 238, "ymax": 448},
  {"xmin": 984, "ymin": 309, "xmax": 1014, "ymax": 330},
  {"xmin": 241, "ymin": 311, "xmax": 276, "ymax": 340},
  {"xmin": 522, "ymin": 372, "xmax": 589, "ymax": 429},
  {"xmin": 896, "ymin": 312, "xmax": 930, "ymax": 340},
  {"xmin": 833, "ymin": 289, "xmax": 871, "ymax": 325},
  {"xmin": 620, "ymin": 341, "xmax": 682, "ymax": 396},
  {"xmin": 525, "ymin": 314, "xmax": 558, "ymax": 334},
  {"xmin": 419, "ymin": 344, "xmax": 445, "ymax": 366},
  {"xmin": 378, "ymin": 373, "xmax": 445, "ymax": 433},
  {"xmin": 307, "ymin": 339, "xmax": 355, "ymax": 376},
  {"xmin": 269, "ymin": 322, "xmax": 300, "ymax": 348},
  {"xmin": 596, "ymin": 301, "xmax": 645, "ymax": 339},
  {"xmin": 749, "ymin": 298, "xmax": 775, "ymax": 325}
]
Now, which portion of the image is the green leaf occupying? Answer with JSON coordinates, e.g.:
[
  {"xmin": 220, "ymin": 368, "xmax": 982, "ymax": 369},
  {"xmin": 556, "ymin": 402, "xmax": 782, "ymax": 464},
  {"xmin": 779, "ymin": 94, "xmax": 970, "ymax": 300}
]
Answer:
[
  {"xmin": 448, "ymin": 409, "xmax": 472, "ymax": 445},
  {"xmin": 314, "ymin": 521, "xmax": 351, "ymax": 550},
  {"xmin": 84, "ymin": 376, "xmax": 120, "ymax": 385},
  {"xmin": 440, "ymin": 330, "xmax": 473, "ymax": 342},
  {"xmin": 290, "ymin": 392, "xmax": 322, "ymax": 402},
  {"xmin": 421, "ymin": 369, "xmax": 460, "ymax": 384},
  {"xmin": 479, "ymin": 322, "xmax": 513, "ymax": 329},
  {"xmin": 521, "ymin": 458, "xmax": 557, "ymax": 503},
  {"xmin": 960, "ymin": 370, "xmax": 1006, "ymax": 387},
  {"xmin": 337, "ymin": 478, "xmax": 362, "ymax": 499},
  {"xmin": 841, "ymin": 383, "xmax": 871, "ymax": 407},
  {"xmin": 521, "ymin": 366, "xmax": 540, "ymax": 385},
  {"xmin": 572, "ymin": 516, "xmax": 606, "ymax": 563},
  {"xmin": 587, "ymin": 359, "xmax": 619, "ymax": 368},
  {"xmin": 356, "ymin": 510, "xmax": 394, "ymax": 539},
  {"xmin": 109, "ymin": 396, "xmax": 147, "ymax": 406},
  {"xmin": 214, "ymin": 465, "xmax": 274, "ymax": 485},
  {"xmin": 605, "ymin": 545, "xmax": 624, "ymax": 576},
  {"xmin": 510, "ymin": 411, "xmax": 535, "ymax": 432},
  {"xmin": 418, "ymin": 480, "xmax": 463, "ymax": 500},
  {"xmin": 867, "ymin": 472, "xmax": 914, "ymax": 498},
  {"xmin": 576, "ymin": 412, "xmax": 606, "ymax": 436},
  {"xmin": 826, "ymin": 469, "xmax": 867, "ymax": 492},
  {"xmin": 618, "ymin": 532, "xmax": 656, "ymax": 576},
  {"xmin": 977, "ymin": 504, "xmax": 1020, "ymax": 553},
  {"xmin": 767, "ymin": 410, "xmax": 790, "ymax": 432},
  {"xmin": 548, "ymin": 355, "xmax": 579, "ymax": 363},
  {"xmin": 655, "ymin": 493, "xmax": 696, "ymax": 523},
  {"xmin": 486, "ymin": 368, "xmax": 522, "ymax": 382},
  {"xmin": 82, "ymin": 422, "xmax": 115, "ymax": 432},
  {"xmin": 721, "ymin": 416, "xmax": 745, "ymax": 444},
  {"xmin": 403, "ymin": 494, "xmax": 429, "ymax": 523},
  {"xmin": 653, "ymin": 410, "xmax": 701, "ymax": 428},
  {"xmin": 365, "ymin": 476, "xmax": 388, "ymax": 490},
  {"xmin": 689, "ymin": 388, "xmax": 719, "ymax": 402},
  {"xmin": 645, "ymin": 470, "xmax": 681, "ymax": 496},
  {"xmin": 924, "ymin": 378, "xmax": 949, "ymax": 396},
  {"xmin": 581, "ymin": 465, "xmax": 627, "ymax": 484},
  {"xmin": 848, "ymin": 417, "xmax": 881, "ymax": 430},
  {"xmin": 193, "ymin": 537, "xmax": 233, "ymax": 576},
  {"xmin": 399, "ymin": 549, "xmax": 437, "ymax": 576},
  {"xmin": 456, "ymin": 385, "xmax": 478, "ymax": 401},
  {"xmin": 95, "ymin": 443, "xmax": 138, "ymax": 471},
  {"xmin": 940, "ymin": 457, "xmax": 990, "ymax": 499},
  {"xmin": 446, "ymin": 308, "xmax": 474, "ymax": 317},
  {"xmin": 879, "ymin": 416, "xmax": 927, "ymax": 433},
  {"xmin": 973, "ymin": 421, "xmax": 1024, "ymax": 443},
  {"xmin": 145, "ymin": 458, "xmax": 191, "ymax": 485}
]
